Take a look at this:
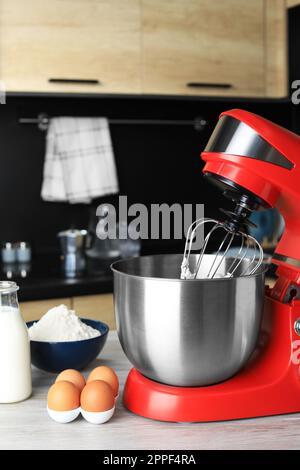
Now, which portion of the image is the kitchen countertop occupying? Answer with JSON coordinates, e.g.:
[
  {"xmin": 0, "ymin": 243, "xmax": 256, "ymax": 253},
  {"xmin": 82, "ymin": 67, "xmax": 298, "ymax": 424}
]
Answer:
[
  {"xmin": 0, "ymin": 331, "xmax": 300, "ymax": 450},
  {"xmin": 3, "ymin": 241, "xmax": 277, "ymax": 302},
  {"xmin": 3, "ymin": 254, "xmax": 114, "ymax": 302},
  {"xmin": 8, "ymin": 243, "xmax": 183, "ymax": 302},
  {"xmin": 17, "ymin": 269, "xmax": 113, "ymax": 301}
]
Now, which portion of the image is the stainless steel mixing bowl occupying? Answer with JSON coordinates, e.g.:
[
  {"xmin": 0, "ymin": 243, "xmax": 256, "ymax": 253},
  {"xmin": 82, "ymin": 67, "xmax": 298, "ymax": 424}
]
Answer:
[{"xmin": 111, "ymin": 254, "xmax": 265, "ymax": 387}]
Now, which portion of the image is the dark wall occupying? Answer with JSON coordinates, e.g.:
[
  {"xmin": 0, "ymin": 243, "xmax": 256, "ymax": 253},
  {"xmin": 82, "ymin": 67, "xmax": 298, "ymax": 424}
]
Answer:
[
  {"xmin": 0, "ymin": 93, "xmax": 293, "ymax": 254},
  {"xmin": 289, "ymin": 5, "xmax": 300, "ymax": 134}
]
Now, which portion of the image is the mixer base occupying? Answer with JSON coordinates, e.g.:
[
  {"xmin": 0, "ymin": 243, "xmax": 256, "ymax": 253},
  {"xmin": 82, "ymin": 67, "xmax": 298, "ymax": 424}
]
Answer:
[{"xmin": 123, "ymin": 296, "xmax": 300, "ymax": 422}]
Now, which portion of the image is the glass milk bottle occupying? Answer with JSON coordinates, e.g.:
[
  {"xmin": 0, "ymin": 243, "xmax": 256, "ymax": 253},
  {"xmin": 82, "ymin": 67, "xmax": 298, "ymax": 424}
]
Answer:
[{"xmin": 0, "ymin": 281, "xmax": 32, "ymax": 403}]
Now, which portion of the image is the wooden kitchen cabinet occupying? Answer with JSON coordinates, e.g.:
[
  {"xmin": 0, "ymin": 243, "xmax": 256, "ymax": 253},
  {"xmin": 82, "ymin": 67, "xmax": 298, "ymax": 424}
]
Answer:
[
  {"xmin": 72, "ymin": 294, "xmax": 115, "ymax": 329},
  {"xmin": 287, "ymin": 0, "xmax": 300, "ymax": 7},
  {"xmin": 0, "ymin": 0, "xmax": 141, "ymax": 94},
  {"xmin": 20, "ymin": 293, "xmax": 115, "ymax": 328},
  {"xmin": 141, "ymin": 0, "xmax": 287, "ymax": 98},
  {"xmin": 0, "ymin": 0, "xmax": 287, "ymax": 98}
]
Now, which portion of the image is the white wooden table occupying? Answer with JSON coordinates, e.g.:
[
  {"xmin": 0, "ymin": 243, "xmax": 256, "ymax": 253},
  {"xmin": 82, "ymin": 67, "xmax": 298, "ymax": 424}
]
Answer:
[{"xmin": 0, "ymin": 331, "xmax": 299, "ymax": 450}]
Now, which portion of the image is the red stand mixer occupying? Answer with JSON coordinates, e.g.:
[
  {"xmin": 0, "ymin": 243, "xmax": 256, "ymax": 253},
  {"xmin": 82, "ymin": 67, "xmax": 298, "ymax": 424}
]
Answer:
[{"xmin": 113, "ymin": 109, "xmax": 300, "ymax": 422}]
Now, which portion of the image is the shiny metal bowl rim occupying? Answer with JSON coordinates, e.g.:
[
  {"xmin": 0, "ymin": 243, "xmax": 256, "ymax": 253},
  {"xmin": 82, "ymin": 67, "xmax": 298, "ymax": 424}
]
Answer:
[{"xmin": 111, "ymin": 254, "xmax": 267, "ymax": 283}]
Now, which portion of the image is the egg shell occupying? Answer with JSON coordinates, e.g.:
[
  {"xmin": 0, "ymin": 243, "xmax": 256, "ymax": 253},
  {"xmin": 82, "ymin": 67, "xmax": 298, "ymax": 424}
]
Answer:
[
  {"xmin": 81, "ymin": 380, "xmax": 115, "ymax": 412},
  {"xmin": 55, "ymin": 369, "xmax": 86, "ymax": 392},
  {"xmin": 47, "ymin": 380, "xmax": 80, "ymax": 412},
  {"xmin": 81, "ymin": 406, "xmax": 115, "ymax": 424},
  {"xmin": 87, "ymin": 366, "xmax": 119, "ymax": 396},
  {"xmin": 47, "ymin": 406, "xmax": 81, "ymax": 424}
]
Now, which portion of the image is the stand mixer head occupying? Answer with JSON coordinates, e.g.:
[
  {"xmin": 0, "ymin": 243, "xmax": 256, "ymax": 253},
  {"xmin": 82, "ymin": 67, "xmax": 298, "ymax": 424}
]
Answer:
[{"xmin": 194, "ymin": 109, "xmax": 300, "ymax": 301}]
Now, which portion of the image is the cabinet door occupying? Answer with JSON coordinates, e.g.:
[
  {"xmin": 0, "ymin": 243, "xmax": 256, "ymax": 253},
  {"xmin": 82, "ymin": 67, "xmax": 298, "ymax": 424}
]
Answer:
[
  {"xmin": 0, "ymin": 0, "xmax": 141, "ymax": 94},
  {"xmin": 287, "ymin": 0, "xmax": 300, "ymax": 7},
  {"xmin": 141, "ymin": 0, "xmax": 266, "ymax": 97},
  {"xmin": 72, "ymin": 294, "xmax": 115, "ymax": 329},
  {"xmin": 265, "ymin": 0, "xmax": 287, "ymax": 97},
  {"xmin": 20, "ymin": 298, "xmax": 72, "ymax": 322}
]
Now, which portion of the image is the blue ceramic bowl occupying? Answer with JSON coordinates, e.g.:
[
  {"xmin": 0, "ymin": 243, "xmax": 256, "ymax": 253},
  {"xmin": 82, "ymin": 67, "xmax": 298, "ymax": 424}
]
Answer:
[{"xmin": 27, "ymin": 319, "xmax": 109, "ymax": 373}]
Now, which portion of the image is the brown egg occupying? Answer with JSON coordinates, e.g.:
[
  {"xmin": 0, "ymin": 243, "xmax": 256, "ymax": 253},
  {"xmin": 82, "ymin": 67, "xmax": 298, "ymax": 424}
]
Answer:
[
  {"xmin": 55, "ymin": 369, "xmax": 86, "ymax": 392},
  {"xmin": 47, "ymin": 381, "xmax": 80, "ymax": 411},
  {"xmin": 87, "ymin": 366, "xmax": 119, "ymax": 397},
  {"xmin": 80, "ymin": 380, "xmax": 114, "ymax": 412}
]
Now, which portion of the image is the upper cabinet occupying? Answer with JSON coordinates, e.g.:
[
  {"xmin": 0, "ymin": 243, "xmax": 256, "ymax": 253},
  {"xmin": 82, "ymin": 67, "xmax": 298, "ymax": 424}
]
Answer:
[
  {"xmin": 0, "ymin": 0, "xmax": 288, "ymax": 98},
  {"xmin": 141, "ymin": 0, "xmax": 287, "ymax": 97},
  {"xmin": 287, "ymin": 0, "xmax": 300, "ymax": 7},
  {"xmin": 0, "ymin": 0, "xmax": 142, "ymax": 94}
]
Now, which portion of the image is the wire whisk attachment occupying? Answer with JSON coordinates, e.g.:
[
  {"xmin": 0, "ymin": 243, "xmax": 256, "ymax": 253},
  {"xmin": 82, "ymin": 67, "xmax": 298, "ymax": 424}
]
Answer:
[{"xmin": 181, "ymin": 217, "xmax": 264, "ymax": 280}]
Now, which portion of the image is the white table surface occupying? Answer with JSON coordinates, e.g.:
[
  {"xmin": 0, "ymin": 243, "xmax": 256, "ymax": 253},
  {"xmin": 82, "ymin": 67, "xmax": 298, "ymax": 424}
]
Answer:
[{"xmin": 0, "ymin": 331, "xmax": 300, "ymax": 450}]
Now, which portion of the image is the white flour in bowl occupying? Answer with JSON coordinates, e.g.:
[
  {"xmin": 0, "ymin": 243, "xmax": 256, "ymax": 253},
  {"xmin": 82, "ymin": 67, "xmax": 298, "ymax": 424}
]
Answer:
[{"xmin": 28, "ymin": 304, "xmax": 101, "ymax": 342}]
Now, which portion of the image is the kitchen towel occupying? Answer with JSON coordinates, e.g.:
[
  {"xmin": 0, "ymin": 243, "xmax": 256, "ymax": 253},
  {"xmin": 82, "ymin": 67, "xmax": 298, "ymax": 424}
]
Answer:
[{"xmin": 41, "ymin": 117, "xmax": 119, "ymax": 204}]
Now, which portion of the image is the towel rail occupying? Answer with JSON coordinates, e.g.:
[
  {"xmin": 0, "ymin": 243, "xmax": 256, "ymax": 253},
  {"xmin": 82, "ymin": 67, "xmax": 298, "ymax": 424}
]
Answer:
[{"xmin": 18, "ymin": 113, "xmax": 207, "ymax": 132}]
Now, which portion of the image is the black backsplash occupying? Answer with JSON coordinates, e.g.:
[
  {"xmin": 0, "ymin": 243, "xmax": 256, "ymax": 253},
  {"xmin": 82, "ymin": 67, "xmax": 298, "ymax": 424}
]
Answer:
[
  {"xmin": 0, "ymin": 93, "xmax": 294, "ymax": 254},
  {"xmin": 289, "ymin": 5, "xmax": 300, "ymax": 134}
]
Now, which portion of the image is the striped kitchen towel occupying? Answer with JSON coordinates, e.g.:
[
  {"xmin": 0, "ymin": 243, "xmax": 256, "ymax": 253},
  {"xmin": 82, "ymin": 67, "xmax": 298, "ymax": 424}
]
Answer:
[{"xmin": 41, "ymin": 117, "xmax": 119, "ymax": 204}]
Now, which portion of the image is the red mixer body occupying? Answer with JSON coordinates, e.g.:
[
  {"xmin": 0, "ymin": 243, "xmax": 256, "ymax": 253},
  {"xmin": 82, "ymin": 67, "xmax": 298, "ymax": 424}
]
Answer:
[
  {"xmin": 123, "ymin": 110, "xmax": 300, "ymax": 422},
  {"xmin": 124, "ymin": 294, "xmax": 300, "ymax": 422}
]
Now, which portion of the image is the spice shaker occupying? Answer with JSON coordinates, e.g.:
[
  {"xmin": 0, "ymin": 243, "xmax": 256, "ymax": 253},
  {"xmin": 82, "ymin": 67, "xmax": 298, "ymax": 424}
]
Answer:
[
  {"xmin": 1, "ymin": 242, "xmax": 17, "ymax": 264},
  {"xmin": 16, "ymin": 242, "xmax": 32, "ymax": 263}
]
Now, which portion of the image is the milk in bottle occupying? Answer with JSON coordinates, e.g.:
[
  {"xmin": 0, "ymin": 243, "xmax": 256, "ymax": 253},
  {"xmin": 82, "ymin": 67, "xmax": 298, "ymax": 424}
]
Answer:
[{"xmin": 0, "ymin": 281, "xmax": 32, "ymax": 403}]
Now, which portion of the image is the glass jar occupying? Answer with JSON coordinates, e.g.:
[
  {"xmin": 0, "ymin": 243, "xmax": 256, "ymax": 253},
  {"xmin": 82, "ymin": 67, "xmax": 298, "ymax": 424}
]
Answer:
[{"xmin": 0, "ymin": 281, "xmax": 32, "ymax": 403}]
